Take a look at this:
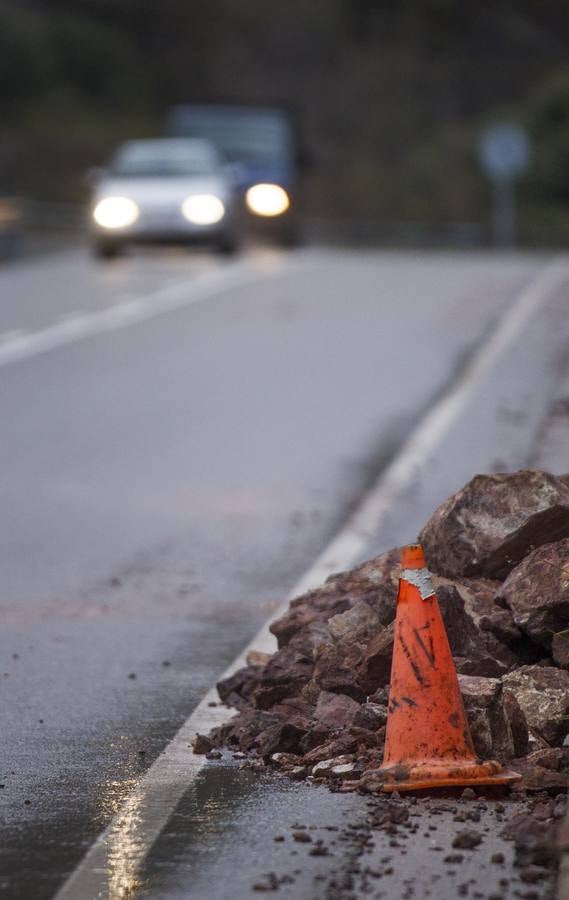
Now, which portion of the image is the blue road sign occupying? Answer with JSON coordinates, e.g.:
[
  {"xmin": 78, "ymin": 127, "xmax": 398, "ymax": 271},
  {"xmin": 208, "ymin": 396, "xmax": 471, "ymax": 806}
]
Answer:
[{"xmin": 478, "ymin": 122, "xmax": 531, "ymax": 182}]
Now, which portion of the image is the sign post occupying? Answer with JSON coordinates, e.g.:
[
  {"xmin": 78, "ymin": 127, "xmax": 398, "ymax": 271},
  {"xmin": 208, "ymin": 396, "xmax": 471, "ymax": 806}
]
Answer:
[{"xmin": 478, "ymin": 122, "xmax": 531, "ymax": 247}]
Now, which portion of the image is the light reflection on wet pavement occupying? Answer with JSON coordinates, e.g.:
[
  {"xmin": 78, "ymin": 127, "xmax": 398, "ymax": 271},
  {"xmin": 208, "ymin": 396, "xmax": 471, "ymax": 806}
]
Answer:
[{"xmin": 136, "ymin": 762, "xmax": 365, "ymax": 899}]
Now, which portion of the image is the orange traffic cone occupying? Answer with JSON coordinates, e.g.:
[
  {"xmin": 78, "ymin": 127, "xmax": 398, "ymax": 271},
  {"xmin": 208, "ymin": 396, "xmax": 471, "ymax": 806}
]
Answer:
[{"xmin": 378, "ymin": 544, "xmax": 520, "ymax": 792}]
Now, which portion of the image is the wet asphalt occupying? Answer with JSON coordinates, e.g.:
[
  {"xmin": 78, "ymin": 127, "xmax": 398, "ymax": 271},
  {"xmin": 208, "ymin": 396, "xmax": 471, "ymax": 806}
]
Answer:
[
  {"xmin": 0, "ymin": 244, "xmax": 567, "ymax": 899},
  {"xmin": 135, "ymin": 762, "xmax": 555, "ymax": 900}
]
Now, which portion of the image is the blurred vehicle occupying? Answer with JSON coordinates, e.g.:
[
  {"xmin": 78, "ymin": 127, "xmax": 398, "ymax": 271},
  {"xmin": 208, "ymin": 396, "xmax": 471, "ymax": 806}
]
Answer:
[
  {"xmin": 165, "ymin": 104, "xmax": 304, "ymax": 245},
  {"xmin": 89, "ymin": 138, "xmax": 239, "ymax": 259},
  {"xmin": 0, "ymin": 195, "xmax": 24, "ymax": 260}
]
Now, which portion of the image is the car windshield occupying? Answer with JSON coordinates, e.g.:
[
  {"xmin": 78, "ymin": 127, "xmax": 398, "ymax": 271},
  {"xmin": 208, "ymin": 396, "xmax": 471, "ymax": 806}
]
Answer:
[
  {"xmin": 111, "ymin": 142, "xmax": 217, "ymax": 178},
  {"xmin": 167, "ymin": 108, "xmax": 293, "ymax": 165}
]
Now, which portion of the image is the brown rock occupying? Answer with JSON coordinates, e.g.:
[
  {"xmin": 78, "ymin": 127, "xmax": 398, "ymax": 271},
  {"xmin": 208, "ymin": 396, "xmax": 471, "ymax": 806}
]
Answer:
[
  {"xmin": 300, "ymin": 678, "xmax": 322, "ymax": 705},
  {"xmin": 253, "ymin": 645, "xmax": 314, "ymax": 709},
  {"xmin": 270, "ymin": 597, "xmax": 346, "ymax": 649},
  {"xmin": 480, "ymin": 608, "xmax": 523, "ymax": 645},
  {"xmin": 367, "ymin": 801, "xmax": 410, "ymax": 829},
  {"xmin": 552, "ymin": 630, "xmax": 569, "ymax": 668},
  {"xmin": 297, "ymin": 725, "xmax": 331, "ymax": 753},
  {"xmin": 313, "ymin": 639, "xmax": 367, "ymax": 701},
  {"xmin": 239, "ymin": 710, "xmax": 284, "ymax": 752},
  {"xmin": 453, "ymin": 655, "xmax": 504, "ymax": 678},
  {"xmin": 436, "ymin": 579, "xmax": 514, "ymax": 676},
  {"xmin": 256, "ymin": 721, "xmax": 307, "ymax": 757},
  {"xmin": 419, "ymin": 471, "xmax": 569, "ymax": 580},
  {"xmin": 451, "ymin": 576, "xmax": 522, "ymax": 645},
  {"xmin": 270, "ymin": 547, "xmax": 400, "ymax": 649},
  {"xmin": 357, "ymin": 768, "xmax": 389, "ymax": 793},
  {"xmin": 348, "ymin": 725, "xmax": 380, "ymax": 748},
  {"xmin": 357, "ymin": 621, "xmax": 395, "ymax": 693},
  {"xmin": 288, "ymin": 621, "xmax": 334, "ymax": 660},
  {"xmin": 497, "ymin": 539, "xmax": 569, "ymax": 656},
  {"xmin": 314, "ymin": 691, "xmax": 360, "ymax": 729},
  {"xmin": 458, "ymin": 675, "xmax": 515, "ymax": 759},
  {"xmin": 524, "ymin": 747, "xmax": 568, "ymax": 770},
  {"xmin": 502, "ymin": 808, "xmax": 560, "ymax": 865},
  {"xmin": 303, "ymin": 734, "xmax": 358, "ymax": 764},
  {"xmin": 502, "ymin": 665, "xmax": 569, "ymax": 745},
  {"xmin": 322, "ymin": 546, "xmax": 401, "ymax": 624},
  {"xmin": 270, "ymin": 752, "xmax": 303, "ymax": 768},
  {"xmin": 328, "ymin": 599, "xmax": 381, "ymax": 642},
  {"xmin": 217, "ymin": 665, "xmax": 259, "ymax": 709},
  {"xmin": 452, "ymin": 830, "xmax": 483, "ymax": 849},
  {"xmin": 353, "ymin": 702, "xmax": 388, "ymax": 731},
  {"xmin": 192, "ymin": 733, "xmax": 214, "ymax": 754},
  {"xmin": 367, "ymin": 687, "xmax": 388, "ymax": 704},
  {"xmin": 205, "ymin": 749, "xmax": 222, "ymax": 760},
  {"xmin": 246, "ymin": 649, "xmax": 272, "ymax": 668},
  {"xmin": 312, "ymin": 754, "xmax": 354, "ymax": 776},
  {"xmin": 292, "ymin": 830, "xmax": 312, "ymax": 842},
  {"xmin": 503, "ymin": 689, "xmax": 529, "ymax": 757},
  {"xmin": 270, "ymin": 696, "xmax": 316, "ymax": 730}
]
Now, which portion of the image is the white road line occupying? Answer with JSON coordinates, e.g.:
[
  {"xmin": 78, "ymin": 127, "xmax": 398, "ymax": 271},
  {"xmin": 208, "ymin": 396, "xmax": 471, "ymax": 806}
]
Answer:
[
  {"xmin": 0, "ymin": 328, "xmax": 26, "ymax": 346},
  {"xmin": 0, "ymin": 255, "xmax": 309, "ymax": 370},
  {"xmin": 56, "ymin": 257, "xmax": 567, "ymax": 900}
]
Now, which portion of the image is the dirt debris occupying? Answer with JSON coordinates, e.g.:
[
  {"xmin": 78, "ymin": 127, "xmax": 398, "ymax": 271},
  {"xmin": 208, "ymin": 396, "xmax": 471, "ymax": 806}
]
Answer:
[
  {"xmin": 199, "ymin": 470, "xmax": 568, "ymax": 889},
  {"xmin": 205, "ymin": 471, "xmax": 569, "ymax": 807},
  {"xmin": 191, "ymin": 733, "xmax": 213, "ymax": 754},
  {"xmin": 452, "ymin": 829, "xmax": 483, "ymax": 849}
]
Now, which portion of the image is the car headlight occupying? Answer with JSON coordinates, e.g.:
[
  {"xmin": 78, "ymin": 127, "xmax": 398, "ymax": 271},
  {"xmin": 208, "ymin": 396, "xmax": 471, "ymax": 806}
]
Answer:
[
  {"xmin": 182, "ymin": 194, "xmax": 225, "ymax": 225},
  {"xmin": 245, "ymin": 184, "xmax": 290, "ymax": 217},
  {"xmin": 93, "ymin": 197, "xmax": 139, "ymax": 230}
]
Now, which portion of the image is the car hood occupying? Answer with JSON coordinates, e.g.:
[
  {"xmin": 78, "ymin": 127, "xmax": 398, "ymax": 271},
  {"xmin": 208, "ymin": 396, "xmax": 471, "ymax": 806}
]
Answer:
[{"xmin": 95, "ymin": 176, "xmax": 230, "ymax": 205}]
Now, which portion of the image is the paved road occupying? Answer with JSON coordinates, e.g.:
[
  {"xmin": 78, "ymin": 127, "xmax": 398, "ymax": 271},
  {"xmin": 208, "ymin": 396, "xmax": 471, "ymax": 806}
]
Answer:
[{"xmin": 0, "ymin": 245, "xmax": 563, "ymax": 899}]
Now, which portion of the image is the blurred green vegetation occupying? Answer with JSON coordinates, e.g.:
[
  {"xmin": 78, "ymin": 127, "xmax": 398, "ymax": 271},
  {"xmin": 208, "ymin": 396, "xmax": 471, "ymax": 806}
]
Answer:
[{"xmin": 2, "ymin": 0, "xmax": 569, "ymax": 242}]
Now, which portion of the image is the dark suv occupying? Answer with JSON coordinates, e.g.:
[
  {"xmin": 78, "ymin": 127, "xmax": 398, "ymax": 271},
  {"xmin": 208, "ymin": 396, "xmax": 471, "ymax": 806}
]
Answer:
[{"xmin": 165, "ymin": 104, "xmax": 304, "ymax": 245}]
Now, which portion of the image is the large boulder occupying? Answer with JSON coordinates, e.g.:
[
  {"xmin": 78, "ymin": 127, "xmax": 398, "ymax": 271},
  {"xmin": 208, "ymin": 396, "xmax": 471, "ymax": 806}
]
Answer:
[
  {"xmin": 419, "ymin": 471, "xmax": 569, "ymax": 580},
  {"xmin": 458, "ymin": 675, "xmax": 516, "ymax": 760},
  {"xmin": 497, "ymin": 539, "xmax": 569, "ymax": 664},
  {"xmin": 502, "ymin": 665, "xmax": 569, "ymax": 746}
]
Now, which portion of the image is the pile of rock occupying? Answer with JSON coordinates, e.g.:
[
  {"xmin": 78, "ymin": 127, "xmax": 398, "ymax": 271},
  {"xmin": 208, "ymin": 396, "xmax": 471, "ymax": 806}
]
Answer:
[{"xmin": 200, "ymin": 470, "xmax": 569, "ymax": 794}]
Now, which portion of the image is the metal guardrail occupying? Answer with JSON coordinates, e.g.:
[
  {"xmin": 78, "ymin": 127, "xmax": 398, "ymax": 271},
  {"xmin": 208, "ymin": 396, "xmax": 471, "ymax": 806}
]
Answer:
[
  {"xmin": 0, "ymin": 199, "xmax": 86, "ymax": 260},
  {"xmin": 24, "ymin": 199, "xmax": 85, "ymax": 232}
]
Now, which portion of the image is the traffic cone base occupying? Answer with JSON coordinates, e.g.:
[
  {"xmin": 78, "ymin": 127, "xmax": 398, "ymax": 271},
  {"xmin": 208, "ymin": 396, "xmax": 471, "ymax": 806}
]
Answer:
[
  {"xmin": 380, "ymin": 760, "xmax": 521, "ymax": 793},
  {"xmin": 378, "ymin": 545, "xmax": 521, "ymax": 793}
]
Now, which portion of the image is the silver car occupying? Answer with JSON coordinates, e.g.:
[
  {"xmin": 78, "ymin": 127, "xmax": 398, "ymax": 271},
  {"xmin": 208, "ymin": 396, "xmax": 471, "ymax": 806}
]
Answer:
[{"xmin": 90, "ymin": 138, "xmax": 239, "ymax": 259}]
